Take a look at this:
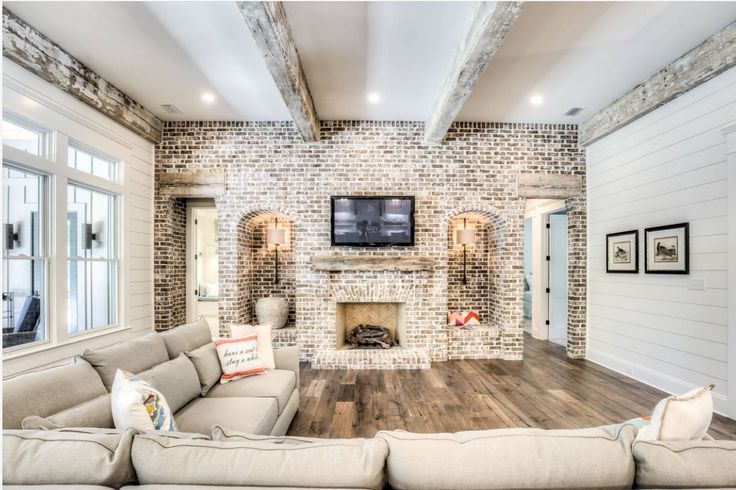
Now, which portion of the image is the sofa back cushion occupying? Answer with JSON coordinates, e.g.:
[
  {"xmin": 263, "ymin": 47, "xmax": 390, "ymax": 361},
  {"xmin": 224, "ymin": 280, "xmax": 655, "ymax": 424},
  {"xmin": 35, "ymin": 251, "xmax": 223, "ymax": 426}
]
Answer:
[
  {"xmin": 131, "ymin": 433, "xmax": 389, "ymax": 489},
  {"xmin": 3, "ymin": 359, "xmax": 107, "ymax": 429},
  {"xmin": 136, "ymin": 354, "xmax": 201, "ymax": 413},
  {"xmin": 22, "ymin": 394, "xmax": 113, "ymax": 430},
  {"xmin": 633, "ymin": 439, "xmax": 736, "ymax": 488},
  {"xmin": 82, "ymin": 333, "xmax": 169, "ymax": 390},
  {"xmin": 2, "ymin": 428, "xmax": 136, "ymax": 487},
  {"xmin": 377, "ymin": 424, "xmax": 637, "ymax": 490},
  {"xmin": 160, "ymin": 317, "xmax": 212, "ymax": 359}
]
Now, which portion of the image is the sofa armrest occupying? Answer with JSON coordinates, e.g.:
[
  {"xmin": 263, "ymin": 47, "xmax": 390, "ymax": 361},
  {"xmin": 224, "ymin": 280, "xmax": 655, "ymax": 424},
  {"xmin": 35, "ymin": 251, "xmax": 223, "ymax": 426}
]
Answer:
[{"xmin": 273, "ymin": 345, "xmax": 299, "ymax": 386}]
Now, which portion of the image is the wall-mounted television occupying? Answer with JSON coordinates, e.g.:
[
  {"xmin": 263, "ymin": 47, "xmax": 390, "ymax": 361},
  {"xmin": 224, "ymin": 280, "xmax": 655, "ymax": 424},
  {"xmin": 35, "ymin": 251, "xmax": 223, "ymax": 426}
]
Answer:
[{"xmin": 331, "ymin": 196, "xmax": 415, "ymax": 247}]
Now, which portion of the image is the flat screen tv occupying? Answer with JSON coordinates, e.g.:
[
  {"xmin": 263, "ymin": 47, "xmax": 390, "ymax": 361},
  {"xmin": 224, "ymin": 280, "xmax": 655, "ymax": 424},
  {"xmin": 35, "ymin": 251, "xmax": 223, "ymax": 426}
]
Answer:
[{"xmin": 331, "ymin": 196, "xmax": 415, "ymax": 247}]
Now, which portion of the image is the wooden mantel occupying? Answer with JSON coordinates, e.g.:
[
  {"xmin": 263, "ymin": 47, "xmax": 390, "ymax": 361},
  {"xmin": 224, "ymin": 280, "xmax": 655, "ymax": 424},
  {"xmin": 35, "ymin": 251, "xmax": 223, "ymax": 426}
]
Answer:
[{"xmin": 310, "ymin": 255, "xmax": 435, "ymax": 272}]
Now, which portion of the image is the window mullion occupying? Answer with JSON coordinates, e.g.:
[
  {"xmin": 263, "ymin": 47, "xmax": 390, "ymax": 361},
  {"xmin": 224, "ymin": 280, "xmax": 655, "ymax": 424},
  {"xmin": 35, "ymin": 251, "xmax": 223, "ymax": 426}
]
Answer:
[{"xmin": 53, "ymin": 132, "xmax": 70, "ymax": 345}]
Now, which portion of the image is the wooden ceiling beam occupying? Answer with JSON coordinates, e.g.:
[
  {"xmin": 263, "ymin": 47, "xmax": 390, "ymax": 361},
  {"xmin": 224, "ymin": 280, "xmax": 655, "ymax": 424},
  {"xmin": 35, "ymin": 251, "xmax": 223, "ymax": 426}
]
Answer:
[
  {"xmin": 423, "ymin": 1, "xmax": 524, "ymax": 146},
  {"xmin": 580, "ymin": 21, "xmax": 736, "ymax": 147},
  {"xmin": 237, "ymin": 1, "xmax": 320, "ymax": 142}
]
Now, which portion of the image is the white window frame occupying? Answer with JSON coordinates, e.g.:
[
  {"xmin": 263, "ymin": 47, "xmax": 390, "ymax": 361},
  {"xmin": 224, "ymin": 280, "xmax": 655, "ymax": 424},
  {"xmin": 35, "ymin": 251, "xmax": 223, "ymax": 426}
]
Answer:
[
  {"xmin": 1, "ymin": 160, "xmax": 51, "ymax": 353},
  {"xmin": 2, "ymin": 112, "xmax": 125, "ymax": 356}
]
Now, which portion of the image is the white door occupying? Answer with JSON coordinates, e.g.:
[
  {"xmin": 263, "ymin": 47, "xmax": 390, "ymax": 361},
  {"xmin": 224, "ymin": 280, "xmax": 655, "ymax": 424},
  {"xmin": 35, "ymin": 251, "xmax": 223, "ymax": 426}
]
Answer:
[{"xmin": 548, "ymin": 212, "xmax": 567, "ymax": 346}]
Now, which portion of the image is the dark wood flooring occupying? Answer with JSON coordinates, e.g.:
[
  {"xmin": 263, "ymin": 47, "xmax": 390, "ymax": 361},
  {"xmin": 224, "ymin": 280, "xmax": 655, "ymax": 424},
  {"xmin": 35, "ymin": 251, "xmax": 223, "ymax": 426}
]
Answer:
[{"xmin": 288, "ymin": 334, "xmax": 736, "ymax": 439}]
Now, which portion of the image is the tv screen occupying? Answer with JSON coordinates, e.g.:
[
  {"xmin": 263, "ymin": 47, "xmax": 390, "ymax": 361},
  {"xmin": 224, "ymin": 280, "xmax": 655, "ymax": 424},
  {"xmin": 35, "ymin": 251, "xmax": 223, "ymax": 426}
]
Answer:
[{"xmin": 331, "ymin": 196, "xmax": 414, "ymax": 247}]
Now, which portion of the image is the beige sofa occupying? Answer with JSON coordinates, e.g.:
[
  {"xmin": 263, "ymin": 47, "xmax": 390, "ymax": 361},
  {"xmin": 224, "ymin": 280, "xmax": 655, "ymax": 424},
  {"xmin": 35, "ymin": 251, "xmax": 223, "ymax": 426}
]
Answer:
[
  {"xmin": 3, "ymin": 423, "xmax": 736, "ymax": 489},
  {"xmin": 2, "ymin": 318, "xmax": 300, "ymax": 436}
]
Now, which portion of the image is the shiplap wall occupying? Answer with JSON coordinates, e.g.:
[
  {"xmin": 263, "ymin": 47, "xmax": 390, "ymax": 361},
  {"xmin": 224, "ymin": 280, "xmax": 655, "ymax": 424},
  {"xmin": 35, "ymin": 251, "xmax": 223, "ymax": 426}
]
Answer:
[
  {"xmin": 586, "ymin": 66, "xmax": 735, "ymax": 415},
  {"xmin": 2, "ymin": 60, "xmax": 155, "ymax": 376}
]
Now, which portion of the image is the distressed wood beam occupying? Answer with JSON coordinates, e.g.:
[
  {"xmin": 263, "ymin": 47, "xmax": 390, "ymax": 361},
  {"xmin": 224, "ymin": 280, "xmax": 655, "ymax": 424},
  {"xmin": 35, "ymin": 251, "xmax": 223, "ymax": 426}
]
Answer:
[
  {"xmin": 2, "ymin": 7, "xmax": 163, "ymax": 144},
  {"xmin": 423, "ymin": 1, "xmax": 524, "ymax": 145},
  {"xmin": 158, "ymin": 171, "xmax": 226, "ymax": 198},
  {"xmin": 580, "ymin": 21, "xmax": 736, "ymax": 147},
  {"xmin": 237, "ymin": 1, "xmax": 320, "ymax": 142},
  {"xmin": 517, "ymin": 173, "xmax": 583, "ymax": 199},
  {"xmin": 311, "ymin": 255, "xmax": 435, "ymax": 272}
]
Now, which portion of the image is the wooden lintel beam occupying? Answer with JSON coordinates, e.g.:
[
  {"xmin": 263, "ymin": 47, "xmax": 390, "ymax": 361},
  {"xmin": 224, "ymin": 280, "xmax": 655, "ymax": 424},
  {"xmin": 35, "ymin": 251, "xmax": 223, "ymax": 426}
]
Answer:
[
  {"xmin": 237, "ymin": 1, "xmax": 320, "ymax": 142},
  {"xmin": 423, "ymin": 1, "xmax": 524, "ymax": 145},
  {"xmin": 517, "ymin": 173, "xmax": 582, "ymax": 199},
  {"xmin": 158, "ymin": 171, "xmax": 226, "ymax": 198},
  {"xmin": 2, "ymin": 7, "xmax": 163, "ymax": 144},
  {"xmin": 580, "ymin": 21, "xmax": 736, "ymax": 147}
]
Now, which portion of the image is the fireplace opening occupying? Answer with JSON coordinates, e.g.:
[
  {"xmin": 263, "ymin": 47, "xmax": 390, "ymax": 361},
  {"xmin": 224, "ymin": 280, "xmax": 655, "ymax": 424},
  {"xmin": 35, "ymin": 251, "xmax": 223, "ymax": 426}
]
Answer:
[{"xmin": 336, "ymin": 302, "xmax": 406, "ymax": 349}]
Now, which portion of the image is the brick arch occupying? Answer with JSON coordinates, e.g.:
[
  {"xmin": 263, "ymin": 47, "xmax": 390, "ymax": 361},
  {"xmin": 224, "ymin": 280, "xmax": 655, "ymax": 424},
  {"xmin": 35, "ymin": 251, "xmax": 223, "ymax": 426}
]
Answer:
[
  {"xmin": 217, "ymin": 206, "xmax": 302, "ymax": 335},
  {"xmin": 438, "ymin": 203, "xmax": 524, "ymax": 360}
]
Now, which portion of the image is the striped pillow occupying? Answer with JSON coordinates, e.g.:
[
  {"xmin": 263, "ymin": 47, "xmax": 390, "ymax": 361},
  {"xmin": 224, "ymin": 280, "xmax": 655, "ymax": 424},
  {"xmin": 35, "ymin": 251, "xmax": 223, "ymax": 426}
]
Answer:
[{"xmin": 214, "ymin": 336, "xmax": 266, "ymax": 383}]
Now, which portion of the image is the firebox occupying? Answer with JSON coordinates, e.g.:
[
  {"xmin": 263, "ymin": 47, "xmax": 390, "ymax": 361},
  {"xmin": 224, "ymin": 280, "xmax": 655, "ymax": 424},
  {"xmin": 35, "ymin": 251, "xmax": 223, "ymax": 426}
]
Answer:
[{"xmin": 336, "ymin": 302, "xmax": 406, "ymax": 349}]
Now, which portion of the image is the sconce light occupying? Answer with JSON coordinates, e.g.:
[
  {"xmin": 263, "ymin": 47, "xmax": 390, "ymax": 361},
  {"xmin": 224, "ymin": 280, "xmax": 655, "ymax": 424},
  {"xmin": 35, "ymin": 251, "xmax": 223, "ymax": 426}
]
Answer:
[
  {"xmin": 456, "ymin": 218, "xmax": 476, "ymax": 285},
  {"xmin": 84, "ymin": 223, "xmax": 98, "ymax": 250},
  {"xmin": 267, "ymin": 218, "xmax": 287, "ymax": 284},
  {"xmin": 4, "ymin": 224, "xmax": 19, "ymax": 250}
]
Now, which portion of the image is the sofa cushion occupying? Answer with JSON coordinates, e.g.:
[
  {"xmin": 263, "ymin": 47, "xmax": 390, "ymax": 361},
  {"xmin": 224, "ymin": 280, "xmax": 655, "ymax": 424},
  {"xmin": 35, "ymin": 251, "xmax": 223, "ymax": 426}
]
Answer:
[
  {"xmin": 212, "ymin": 424, "xmax": 313, "ymax": 443},
  {"xmin": 2, "ymin": 428, "xmax": 136, "ymax": 488},
  {"xmin": 131, "ymin": 433, "xmax": 388, "ymax": 489},
  {"xmin": 22, "ymin": 394, "xmax": 113, "ymax": 429},
  {"xmin": 81, "ymin": 333, "xmax": 169, "ymax": 390},
  {"xmin": 3, "ymin": 359, "xmax": 107, "ymax": 429},
  {"xmin": 160, "ymin": 317, "xmax": 212, "ymax": 359},
  {"xmin": 205, "ymin": 369, "xmax": 295, "ymax": 414},
  {"xmin": 174, "ymin": 397, "xmax": 278, "ymax": 435},
  {"xmin": 633, "ymin": 439, "xmax": 736, "ymax": 488},
  {"xmin": 377, "ymin": 424, "xmax": 637, "ymax": 490},
  {"xmin": 5, "ymin": 486, "xmax": 115, "ymax": 489},
  {"xmin": 185, "ymin": 342, "xmax": 222, "ymax": 396},
  {"xmin": 137, "ymin": 354, "xmax": 201, "ymax": 413}
]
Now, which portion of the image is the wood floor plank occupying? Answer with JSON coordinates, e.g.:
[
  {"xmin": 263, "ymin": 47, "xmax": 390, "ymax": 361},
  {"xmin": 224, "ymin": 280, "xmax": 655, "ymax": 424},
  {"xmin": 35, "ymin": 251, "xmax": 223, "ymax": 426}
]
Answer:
[{"xmin": 288, "ymin": 334, "xmax": 736, "ymax": 439}]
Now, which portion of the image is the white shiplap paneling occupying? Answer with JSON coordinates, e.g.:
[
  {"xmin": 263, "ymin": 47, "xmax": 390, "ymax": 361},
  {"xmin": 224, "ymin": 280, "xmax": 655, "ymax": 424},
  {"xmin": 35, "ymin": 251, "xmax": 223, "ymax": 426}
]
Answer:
[
  {"xmin": 2, "ymin": 60, "xmax": 154, "ymax": 377},
  {"xmin": 586, "ymin": 66, "xmax": 736, "ymax": 416}
]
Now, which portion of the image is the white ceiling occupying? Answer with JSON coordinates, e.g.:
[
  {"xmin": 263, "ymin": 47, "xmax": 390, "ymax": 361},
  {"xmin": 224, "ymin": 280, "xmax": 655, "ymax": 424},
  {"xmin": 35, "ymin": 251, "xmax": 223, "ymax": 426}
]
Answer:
[{"xmin": 5, "ymin": 1, "xmax": 736, "ymax": 124}]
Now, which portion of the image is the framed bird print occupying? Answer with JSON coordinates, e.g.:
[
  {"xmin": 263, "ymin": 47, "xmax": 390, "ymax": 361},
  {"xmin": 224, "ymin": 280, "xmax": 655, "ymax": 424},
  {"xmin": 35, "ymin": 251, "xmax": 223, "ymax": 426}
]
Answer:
[
  {"xmin": 645, "ymin": 223, "xmax": 689, "ymax": 274},
  {"xmin": 606, "ymin": 230, "xmax": 638, "ymax": 273}
]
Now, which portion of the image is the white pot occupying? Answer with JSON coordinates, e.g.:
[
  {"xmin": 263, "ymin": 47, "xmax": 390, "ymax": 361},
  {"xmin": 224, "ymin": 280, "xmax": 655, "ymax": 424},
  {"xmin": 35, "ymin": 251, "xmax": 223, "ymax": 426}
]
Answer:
[{"xmin": 255, "ymin": 297, "xmax": 289, "ymax": 329}]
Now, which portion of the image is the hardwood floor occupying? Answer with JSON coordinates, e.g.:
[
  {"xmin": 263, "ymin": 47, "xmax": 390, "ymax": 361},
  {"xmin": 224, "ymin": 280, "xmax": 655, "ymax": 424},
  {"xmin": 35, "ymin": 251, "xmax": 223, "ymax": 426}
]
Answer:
[{"xmin": 288, "ymin": 334, "xmax": 736, "ymax": 439}]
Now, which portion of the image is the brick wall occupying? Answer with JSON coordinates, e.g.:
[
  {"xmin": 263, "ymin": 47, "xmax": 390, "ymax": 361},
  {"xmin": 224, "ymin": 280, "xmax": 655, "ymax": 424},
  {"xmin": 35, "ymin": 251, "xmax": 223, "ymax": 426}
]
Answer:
[{"xmin": 154, "ymin": 121, "xmax": 587, "ymax": 360}]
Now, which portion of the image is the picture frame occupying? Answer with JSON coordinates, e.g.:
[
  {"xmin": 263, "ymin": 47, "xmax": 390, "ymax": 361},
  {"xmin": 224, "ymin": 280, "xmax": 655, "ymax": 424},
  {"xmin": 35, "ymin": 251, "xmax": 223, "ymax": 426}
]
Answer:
[
  {"xmin": 644, "ymin": 223, "xmax": 689, "ymax": 274},
  {"xmin": 606, "ymin": 230, "xmax": 638, "ymax": 273}
]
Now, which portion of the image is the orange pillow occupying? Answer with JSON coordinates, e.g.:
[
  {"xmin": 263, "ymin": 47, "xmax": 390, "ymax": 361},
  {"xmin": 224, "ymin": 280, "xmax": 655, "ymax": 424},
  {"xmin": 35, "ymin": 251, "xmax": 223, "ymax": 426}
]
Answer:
[{"xmin": 213, "ymin": 336, "xmax": 265, "ymax": 383}]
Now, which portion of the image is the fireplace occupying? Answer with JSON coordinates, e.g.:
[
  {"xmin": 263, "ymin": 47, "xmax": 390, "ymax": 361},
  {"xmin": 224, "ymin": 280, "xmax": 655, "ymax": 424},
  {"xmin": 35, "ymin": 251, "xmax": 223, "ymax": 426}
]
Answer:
[{"xmin": 336, "ymin": 302, "xmax": 406, "ymax": 349}]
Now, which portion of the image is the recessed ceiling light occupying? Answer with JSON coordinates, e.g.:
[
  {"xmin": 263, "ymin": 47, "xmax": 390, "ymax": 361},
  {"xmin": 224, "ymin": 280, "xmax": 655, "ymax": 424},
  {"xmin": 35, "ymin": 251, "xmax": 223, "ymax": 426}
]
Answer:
[
  {"xmin": 201, "ymin": 92, "xmax": 216, "ymax": 104},
  {"xmin": 529, "ymin": 94, "xmax": 543, "ymax": 106},
  {"xmin": 367, "ymin": 92, "xmax": 381, "ymax": 104}
]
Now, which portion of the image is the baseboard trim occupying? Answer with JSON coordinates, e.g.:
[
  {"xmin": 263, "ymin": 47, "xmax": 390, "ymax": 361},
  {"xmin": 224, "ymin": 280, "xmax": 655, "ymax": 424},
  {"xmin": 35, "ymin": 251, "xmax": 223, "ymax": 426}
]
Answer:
[{"xmin": 586, "ymin": 348, "xmax": 729, "ymax": 416}]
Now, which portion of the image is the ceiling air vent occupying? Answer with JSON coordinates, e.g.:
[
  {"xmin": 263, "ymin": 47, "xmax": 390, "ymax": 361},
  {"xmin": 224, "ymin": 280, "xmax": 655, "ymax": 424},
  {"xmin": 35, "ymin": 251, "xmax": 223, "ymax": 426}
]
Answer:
[
  {"xmin": 160, "ymin": 104, "xmax": 182, "ymax": 114},
  {"xmin": 563, "ymin": 107, "xmax": 584, "ymax": 117}
]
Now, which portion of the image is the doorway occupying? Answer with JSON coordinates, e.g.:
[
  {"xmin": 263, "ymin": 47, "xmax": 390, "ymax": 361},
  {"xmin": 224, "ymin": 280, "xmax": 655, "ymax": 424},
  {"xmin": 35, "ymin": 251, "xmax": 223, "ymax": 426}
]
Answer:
[{"xmin": 185, "ymin": 200, "xmax": 219, "ymax": 336}]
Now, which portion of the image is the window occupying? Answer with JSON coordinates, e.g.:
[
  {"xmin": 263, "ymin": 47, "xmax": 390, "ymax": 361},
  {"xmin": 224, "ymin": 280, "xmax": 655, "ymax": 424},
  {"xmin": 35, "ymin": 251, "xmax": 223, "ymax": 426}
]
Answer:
[
  {"xmin": 68, "ymin": 144, "xmax": 117, "ymax": 181},
  {"xmin": 2, "ymin": 118, "xmax": 43, "ymax": 155},
  {"xmin": 2, "ymin": 164, "xmax": 48, "ymax": 349},
  {"xmin": 67, "ymin": 184, "xmax": 118, "ymax": 334}
]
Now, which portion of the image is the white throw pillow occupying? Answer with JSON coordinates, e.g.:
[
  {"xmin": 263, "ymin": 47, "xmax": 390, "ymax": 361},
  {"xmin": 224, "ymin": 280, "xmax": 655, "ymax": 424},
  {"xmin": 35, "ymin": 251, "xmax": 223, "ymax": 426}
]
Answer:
[
  {"xmin": 636, "ymin": 385, "xmax": 714, "ymax": 441},
  {"xmin": 231, "ymin": 323, "xmax": 275, "ymax": 370},
  {"xmin": 214, "ymin": 335, "xmax": 266, "ymax": 383},
  {"xmin": 110, "ymin": 369, "xmax": 177, "ymax": 432}
]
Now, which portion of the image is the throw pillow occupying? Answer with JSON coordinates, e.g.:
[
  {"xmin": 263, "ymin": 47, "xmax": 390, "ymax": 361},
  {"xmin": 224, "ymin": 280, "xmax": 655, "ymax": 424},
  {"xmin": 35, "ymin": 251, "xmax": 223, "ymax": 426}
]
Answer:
[
  {"xmin": 110, "ymin": 370, "xmax": 177, "ymax": 432},
  {"xmin": 231, "ymin": 323, "xmax": 275, "ymax": 370},
  {"xmin": 448, "ymin": 311, "xmax": 464, "ymax": 327},
  {"xmin": 636, "ymin": 385, "xmax": 714, "ymax": 441},
  {"xmin": 214, "ymin": 336, "xmax": 266, "ymax": 383},
  {"xmin": 462, "ymin": 311, "xmax": 481, "ymax": 326},
  {"xmin": 185, "ymin": 343, "xmax": 223, "ymax": 395}
]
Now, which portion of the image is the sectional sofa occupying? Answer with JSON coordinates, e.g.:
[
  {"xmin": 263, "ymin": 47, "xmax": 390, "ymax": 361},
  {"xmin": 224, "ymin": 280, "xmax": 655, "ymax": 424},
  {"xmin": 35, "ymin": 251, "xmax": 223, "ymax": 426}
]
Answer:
[{"xmin": 2, "ymin": 318, "xmax": 300, "ymax": 436}]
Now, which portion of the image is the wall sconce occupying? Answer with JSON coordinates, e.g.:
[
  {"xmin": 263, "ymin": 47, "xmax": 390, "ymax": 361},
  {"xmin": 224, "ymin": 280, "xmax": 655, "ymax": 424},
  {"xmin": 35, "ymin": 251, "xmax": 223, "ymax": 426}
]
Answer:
[
  {"xmin": 4, "ymin": 224, "xmax": 19, "ymax": 250},
  {"xmin": 456, "ymin": 218, "xmax": 476, "ymax": 285},
  {"xmin": 84, "ymin": 223, "xmax": 98, "ymax": 250},
  {"xmin": 267, "ymin": 218, "xmax": 287, "ymax": 284}
]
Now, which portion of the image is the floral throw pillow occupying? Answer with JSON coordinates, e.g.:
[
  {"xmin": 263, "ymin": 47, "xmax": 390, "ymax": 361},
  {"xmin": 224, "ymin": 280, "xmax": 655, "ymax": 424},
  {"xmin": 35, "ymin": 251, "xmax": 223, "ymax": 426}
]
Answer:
[
  {"xmin": 214, "ymin": 335, "xmax": 266, "ymax": 383},
  {"xmin": 111, "ymin": 369, "xmax": 177, "ymax": 432}
]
